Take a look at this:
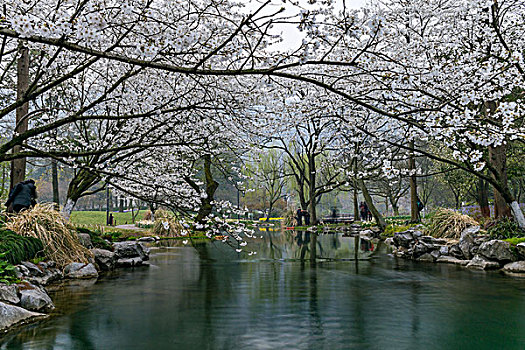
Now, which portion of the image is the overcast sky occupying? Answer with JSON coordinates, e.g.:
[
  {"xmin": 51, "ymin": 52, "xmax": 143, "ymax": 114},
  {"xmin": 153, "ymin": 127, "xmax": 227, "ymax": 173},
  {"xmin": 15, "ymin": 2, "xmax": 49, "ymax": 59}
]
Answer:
[{"xmin": 244, "ymin": 0, "xmax": 368, "ymax": 51}]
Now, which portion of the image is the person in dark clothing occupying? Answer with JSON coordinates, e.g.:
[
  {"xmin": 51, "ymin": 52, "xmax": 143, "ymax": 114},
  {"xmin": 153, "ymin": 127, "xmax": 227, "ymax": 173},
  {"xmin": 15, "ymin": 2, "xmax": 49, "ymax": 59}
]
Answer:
[
  {"xmin": 296, "ymin": 208, "xmax": 303, "ymax": 226},
  {"xmin": 303, "ymin": 210, "xmax": 311, "ymax": 225},
  {"xmin": 5, "ymin": 179, "xmax": 38, "ymax": 213},
  {"xmin": 359, "ymin": 201, "xmax": 368, "ymax": 221}
]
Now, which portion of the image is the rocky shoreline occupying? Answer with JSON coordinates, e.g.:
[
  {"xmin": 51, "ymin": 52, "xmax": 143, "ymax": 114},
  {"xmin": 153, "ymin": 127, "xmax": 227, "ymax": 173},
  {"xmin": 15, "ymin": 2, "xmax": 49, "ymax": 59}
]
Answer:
[
  {"xmin": 385, "ymin": 226, "xmax": 525, "ymax": 274},
  {"xmin": 0, "ymin": 238, "xmax": 151, "ymax": 334}
]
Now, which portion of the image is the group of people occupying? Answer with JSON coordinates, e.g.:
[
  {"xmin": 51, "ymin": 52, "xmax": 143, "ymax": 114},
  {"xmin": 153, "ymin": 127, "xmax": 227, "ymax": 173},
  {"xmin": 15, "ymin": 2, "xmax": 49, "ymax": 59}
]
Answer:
[
  {"xmin": 4, "ymin": 179, "xmax": 38, "ymax": 213},
  {"xmin": 359, "ymin": 202, "xmax": 373, "ymax": 222},
  {"xmin": 296, "ymin": 209, "xmax": 311, "ymax": 226}
]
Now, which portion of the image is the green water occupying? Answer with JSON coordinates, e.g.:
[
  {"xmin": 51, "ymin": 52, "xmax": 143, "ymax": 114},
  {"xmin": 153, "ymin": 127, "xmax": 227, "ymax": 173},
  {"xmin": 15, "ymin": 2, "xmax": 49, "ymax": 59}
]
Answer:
[{"xmin": 1, "ymin": 230, "xmax": 525, "ymax": 349}]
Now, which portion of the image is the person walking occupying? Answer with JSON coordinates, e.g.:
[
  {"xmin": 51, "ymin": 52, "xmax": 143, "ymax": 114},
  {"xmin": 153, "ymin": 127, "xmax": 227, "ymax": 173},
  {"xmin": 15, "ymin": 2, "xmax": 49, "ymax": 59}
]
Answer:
[
  {"xmin": 5, "ymin": 179, "xmax": 38, "ymax": 213},
  {"xmin": 359, "ymin": 202, "xmax": 368, "ymax": 221}
]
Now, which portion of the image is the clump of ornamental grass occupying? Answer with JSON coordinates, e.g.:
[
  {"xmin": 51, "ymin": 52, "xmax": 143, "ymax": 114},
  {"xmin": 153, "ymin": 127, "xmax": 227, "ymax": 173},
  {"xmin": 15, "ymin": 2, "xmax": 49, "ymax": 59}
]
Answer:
[
  {"xmin": 152, "ymin": 209, "xmax": 183, "ymax": 237},
  {"xmin": 424, "ymin": 208, "xmax": 479, "ymax": 239},
  {"xmin": 6, "ymin": 204, "xmax": 92, "ymax": 268}
]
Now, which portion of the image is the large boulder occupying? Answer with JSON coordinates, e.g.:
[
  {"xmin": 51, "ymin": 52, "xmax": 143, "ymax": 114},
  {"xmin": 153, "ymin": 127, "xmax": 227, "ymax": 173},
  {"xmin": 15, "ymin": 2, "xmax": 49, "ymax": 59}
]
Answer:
[
  {"xmin": 19, "ymin": 286, "xmax": 54, "ymax": 312},
  {"xmin": 77, "ymin": 233, "xmax": 93, "ymax": 249},
  {"xmin": 466, "ymin": 255, "xmax": 500, "ymax": 270},
  {"xmin": 0, "ymin": 302, "xmax": 46, "ymax": 331},
  {"xmin": 113, "ymin": 241, "xmax": 150, "ymax": 261},
  {"xmin": 393, "ymin": 232, "xmax": 414, "ymax": 248},
  {"xmin": 459, "ymin": 226, "xmax": 479, "ymax": 260},
  {"xmin": 0, "ymin": 284, "xmax": 20, "ymax": 305},
  {"xmin": 91, "ymin": 249, "xmax": 116, "ymax": 271},
  {"xmin": 64, "ymin": 263, "xmax": 99, "ymax": 279},
  {"xmin": 478, "ymin": 240, "xmax": 517, "ymax": 263},
  {"xmin": 502, "ymin": 261, "xmax": 525, "ymax": 274}
]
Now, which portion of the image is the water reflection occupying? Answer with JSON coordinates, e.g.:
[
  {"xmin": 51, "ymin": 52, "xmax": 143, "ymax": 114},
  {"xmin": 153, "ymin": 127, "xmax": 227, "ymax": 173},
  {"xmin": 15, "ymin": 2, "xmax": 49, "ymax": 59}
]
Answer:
[{"xmin": 1, "ymin": 230, "xmax": 525, "ymax": 350}]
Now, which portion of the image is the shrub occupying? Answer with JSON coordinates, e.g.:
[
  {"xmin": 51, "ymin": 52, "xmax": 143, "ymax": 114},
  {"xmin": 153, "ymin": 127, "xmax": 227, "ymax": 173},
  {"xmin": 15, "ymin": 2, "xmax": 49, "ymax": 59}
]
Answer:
[
  {"xmin": 0, "ymin": 252, "xmax": 19, "ymax": 285},
  {"xmin": 0, "ymin": 229, "xmax": 43, "ymax": 265},
  {"xmin": 487, "ymin": 218, "xmax": 525, "ymax": 239},
  {"xmin": 382, "ymin": 223, "xmax": 417, "ymax": 238},
  {"xmin": 6, "ymin": 204, "xmax": 93, "ymax": 268},
  {"xmin": 425, "ymin": 208, "xmax": 478, "ymax": 239}
]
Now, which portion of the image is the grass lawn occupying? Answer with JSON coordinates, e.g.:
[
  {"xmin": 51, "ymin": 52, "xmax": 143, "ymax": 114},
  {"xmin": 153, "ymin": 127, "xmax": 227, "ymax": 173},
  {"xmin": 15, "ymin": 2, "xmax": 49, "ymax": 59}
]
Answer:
[{"xmin": 70, "ymin": 210, "xmax": 140, "ymax": 226}]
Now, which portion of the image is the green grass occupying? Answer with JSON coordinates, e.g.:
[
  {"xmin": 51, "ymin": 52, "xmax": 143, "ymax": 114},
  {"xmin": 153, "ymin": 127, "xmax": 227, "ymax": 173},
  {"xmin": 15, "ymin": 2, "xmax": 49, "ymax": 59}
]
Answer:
[
  {"xmin": 504, "ymin": 237, "xmax": 525, "ymax": 245},
  {"xmin": 70, "ymin": 210, "xmax": 138, "ymax": 226}
]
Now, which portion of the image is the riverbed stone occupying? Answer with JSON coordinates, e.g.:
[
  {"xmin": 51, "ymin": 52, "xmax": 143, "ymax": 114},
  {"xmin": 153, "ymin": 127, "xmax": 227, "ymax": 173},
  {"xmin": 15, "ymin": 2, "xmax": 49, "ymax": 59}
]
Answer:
[
  {"xmin": 113, "ymin": 241, "xmax": 150, "ymax": 261},
  {"xmin": 449, "ymin": 244, "xmax": 464, "ymax": 259},
  {"xmin": 393, "ymin": 232, "xmax": 414, "ymax": 248},
  {"xmin": 411, "ymin": 230, "xmax": 423, "ymax": 239},
  {"xmin": 0, "ymin": 284, "xmax": 20, "ymax": 305},
  {"xmin": 384, "ymin": 237, "xmax": 395, "ymax": 246},
  {"xmin": 459, "ymin": 227, "xmax": 479, "ymax": 260},
  {"xmin": 439, "ymin": 246, "xmax": 449, "ymax": 256},
  {"xmin": 116, "ymin": 257, "xmax": 144, "ymax": 267},
  {"xmin": 466, "ymin": 255, "xmax": 500, "ymax": 270},
  {"xmin": 502, "ymin": 261, "xmax": 525, "ymax": 274},
  {"xmin": 417, "ymin": 253, "xmax": 435, "ymax": 262},
  {"xmin": 19, "ymin": 287, "xmax": 54, "ymax": 312},
  {"xmin": 91, "ymin": 249, "xmax": 116, "ymax": 271},
  {"xmin": 413, "ymin": 243, "xmax": 428, "ymax": 257},
  {"xmin": 517, "ymin": 243, "xmax": 525, "ymax": 259},
  {"xmin": 0, "ymin": 302, "xmax": 46, "ymax": 331},
  {"xmin": 64, "ymin": 263, "xmax": 99, "ymax": 279},
  {"xmin": 478, "ymin": 240, "xmax": 517, "ymax": 262},
  {"xmin": 436, "ymin": 255, "xmax": 463, "ymax": 264},
  {"xmin": 430, "ymin": 250, "xmax": 440, "ymax": 260},
  {"xmin": 21, "ymin": 261, "xmax": 44, "ymax": 277},
  {"xmin": 77, "ymin": 233, "xmax": 93, "ymax": 249}
]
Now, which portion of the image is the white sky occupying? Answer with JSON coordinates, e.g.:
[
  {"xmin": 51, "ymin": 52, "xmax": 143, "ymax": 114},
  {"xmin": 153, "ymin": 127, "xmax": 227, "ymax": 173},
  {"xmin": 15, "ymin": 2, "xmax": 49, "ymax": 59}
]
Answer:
[{"xmin": 244, "ymin": 0, "xmax": 368, "ymax": 51}]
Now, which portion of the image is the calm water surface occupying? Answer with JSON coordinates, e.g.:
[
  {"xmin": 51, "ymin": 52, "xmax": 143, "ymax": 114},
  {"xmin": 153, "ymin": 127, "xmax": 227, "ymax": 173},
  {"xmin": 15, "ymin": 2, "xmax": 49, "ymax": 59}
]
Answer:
[{"xmin": 1, "ymin": 230, "xmax": 525, "ymax": 350}]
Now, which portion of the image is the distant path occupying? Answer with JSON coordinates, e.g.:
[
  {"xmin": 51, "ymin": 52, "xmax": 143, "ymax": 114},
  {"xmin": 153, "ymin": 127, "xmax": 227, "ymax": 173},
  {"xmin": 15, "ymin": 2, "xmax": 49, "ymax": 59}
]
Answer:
[{"xmin": 114, "ymin": 224, "xmax": 145, "ymax": 230}]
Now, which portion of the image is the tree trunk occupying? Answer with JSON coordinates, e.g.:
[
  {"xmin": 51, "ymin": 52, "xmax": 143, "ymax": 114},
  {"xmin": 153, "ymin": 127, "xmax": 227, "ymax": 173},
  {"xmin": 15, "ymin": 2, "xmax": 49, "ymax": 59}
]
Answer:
[
  {"xmin": 489, "ymin": 144, "xmax": 512, "ymax": 218},
  {"xmin": 308, "ymin": 154, "xmax": 317, "ymax": 225},
  {"xmin": 477, "ymin": 178, "xmax": 490, "ymax": 218},
  {"xmin": 409, "ymin": 141, "xmax": 420, "ymax": 223},
  {"xmin": 10, "ymin": 43, "xmax": 29, "ymax": 189},
  {"xmin": 353, "ymin": 184, "xmax": 359, "ymax": 221},
  {"xmin": 359, "ymin": 179, "xmax": 386, "ymax": 231},
  {"xmin": 195, "ymin": 154, "xmax": 219, "ymax": 224},
  {"xmin": 119, "ymin": 197, "xmax": 124, "ymax": 212},
  {"xmin": 62, "ymin": 198, "xmax": 76, "ymax": 221},
  {"xmin": 52, "ymin": 159, "xmax": 59, "ymax": 210},
  {"xmin": 61, "ymin": 167, "xmax": 100, "ymax": 220}
]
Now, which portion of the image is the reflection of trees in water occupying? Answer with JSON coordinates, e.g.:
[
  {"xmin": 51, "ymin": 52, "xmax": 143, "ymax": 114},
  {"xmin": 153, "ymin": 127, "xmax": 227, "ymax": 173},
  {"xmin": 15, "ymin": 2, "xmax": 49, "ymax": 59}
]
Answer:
[{"xmin": 307, "ymin": 264, "xmax": 324, "ymax": 347}]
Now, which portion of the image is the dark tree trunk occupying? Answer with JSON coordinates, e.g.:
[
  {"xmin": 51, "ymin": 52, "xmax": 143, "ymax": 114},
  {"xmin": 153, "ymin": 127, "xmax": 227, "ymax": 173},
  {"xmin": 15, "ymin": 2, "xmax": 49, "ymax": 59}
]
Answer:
[
  {"xmin": 52, "ymin": 159, "xmax": 59, "ymax": 210},
  {"xmin": 10, "ymin": 43, "xmax": 29, "ymax": 189},
  {"xmin": 409, "ymin": 141, "xmax": 420, "ymax": 223},
  {"xmin": 489, "ymin": 144, "xmax": 512, "ymax": 218},
  {"xmin": 308, "ymin": 154, "xmax": 317, "ymax": 225},
  {"xmin": 353, "ymin": 184, "xmax": 359, "ymax": 221},
  {"xmin": 359, "ymin": 179, "xmax": 386, "ymax": 231},
  {"xmin": 477, "ymin": 178, "xmax": 490, "ymax": 218}
]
